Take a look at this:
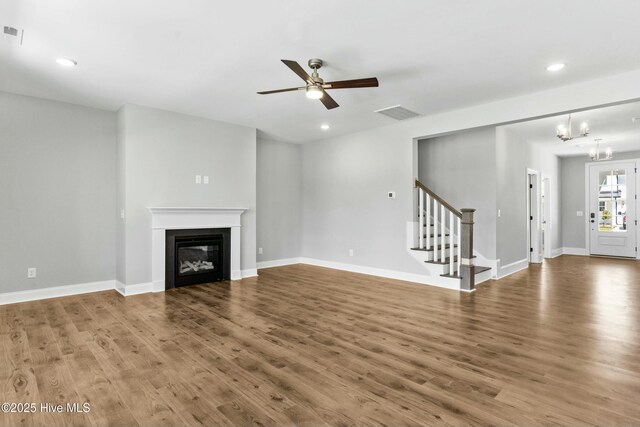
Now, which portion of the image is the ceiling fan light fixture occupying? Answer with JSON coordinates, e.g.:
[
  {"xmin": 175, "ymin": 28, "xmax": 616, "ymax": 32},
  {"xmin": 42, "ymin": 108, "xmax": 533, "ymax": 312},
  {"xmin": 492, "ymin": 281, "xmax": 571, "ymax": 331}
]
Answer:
[{"xmin": 306, "ymin": 85, "xmax": 324, "ymax": 100}]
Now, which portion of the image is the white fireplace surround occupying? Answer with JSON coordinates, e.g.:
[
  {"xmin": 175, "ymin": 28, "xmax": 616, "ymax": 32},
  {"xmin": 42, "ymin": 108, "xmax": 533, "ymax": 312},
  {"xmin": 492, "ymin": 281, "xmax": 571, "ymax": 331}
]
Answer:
[{"xmin": 149, "ymin": 207, "xmax": 247, "ymax": 292}]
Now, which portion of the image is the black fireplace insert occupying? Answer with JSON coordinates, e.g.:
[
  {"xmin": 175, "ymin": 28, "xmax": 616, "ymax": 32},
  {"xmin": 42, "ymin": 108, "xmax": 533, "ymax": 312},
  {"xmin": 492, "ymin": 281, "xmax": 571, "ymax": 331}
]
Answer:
[{"xmin": 165, "ymin": 228, "xmax": 230, "ymax": 288}]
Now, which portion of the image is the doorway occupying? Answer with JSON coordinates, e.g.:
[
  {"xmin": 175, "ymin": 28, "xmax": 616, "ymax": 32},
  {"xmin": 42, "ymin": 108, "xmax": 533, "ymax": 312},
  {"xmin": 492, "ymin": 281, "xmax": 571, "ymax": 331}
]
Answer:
[{"xmin": 588, "ymin": 161, "xmax": 637, "ymax": 257}]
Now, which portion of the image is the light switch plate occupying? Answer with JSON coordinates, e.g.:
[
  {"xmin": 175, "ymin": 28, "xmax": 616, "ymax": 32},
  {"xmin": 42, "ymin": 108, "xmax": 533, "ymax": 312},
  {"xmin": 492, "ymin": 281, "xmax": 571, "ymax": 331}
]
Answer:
[
  {"xmin": 258, "ymin": 247, "xmax": 263, "ymax": 254},
  {"xmin": 203, "ymin": 176, "xmax": 210, "ymax": 184},
  {"xmin": 577, "ymin": 211, "xmax": 583, "ymax": 217},
  {"xmin": 195, "ymin": 175, "xmax": 202, "ymax": 184}
]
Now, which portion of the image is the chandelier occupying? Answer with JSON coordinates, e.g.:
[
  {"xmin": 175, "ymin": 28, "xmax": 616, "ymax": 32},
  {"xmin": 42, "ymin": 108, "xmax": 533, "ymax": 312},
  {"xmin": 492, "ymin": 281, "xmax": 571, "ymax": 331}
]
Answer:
[
  {"xmin": 589, "ymin": 139, "xmax": 612, "ymax": 161},
  {"xmin": 556, "ymin": 114, "xmax": 589, "ymax": 141}
]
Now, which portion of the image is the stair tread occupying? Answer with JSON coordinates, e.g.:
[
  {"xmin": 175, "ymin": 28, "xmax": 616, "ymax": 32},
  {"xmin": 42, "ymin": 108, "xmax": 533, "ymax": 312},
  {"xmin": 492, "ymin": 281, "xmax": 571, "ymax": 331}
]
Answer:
[
  {"xmin": 440, "ymin": 265, "xmax": 492, "ymax": 279},
  {"xmin": 426, "ymin": 255, "xmax": 477, "ymax": 265},
  {"xmin": 410, "ymin": 244, "xmax": 457, "ymax": 252},
  {"xmin": 425, "ymin": 256, "xmax": 458, "ymax": 265}
]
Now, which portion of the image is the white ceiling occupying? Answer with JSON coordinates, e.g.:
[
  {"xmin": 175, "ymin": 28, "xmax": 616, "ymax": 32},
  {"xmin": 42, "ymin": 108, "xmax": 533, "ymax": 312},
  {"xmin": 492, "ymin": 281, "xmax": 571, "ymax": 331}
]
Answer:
[
  {"xmin": 3, "ymin": 0, "xmax": 640, "ymax": 142},
  {"xmin": 501, "ymin": 101, "xmax": 640, "ymax": 157}
]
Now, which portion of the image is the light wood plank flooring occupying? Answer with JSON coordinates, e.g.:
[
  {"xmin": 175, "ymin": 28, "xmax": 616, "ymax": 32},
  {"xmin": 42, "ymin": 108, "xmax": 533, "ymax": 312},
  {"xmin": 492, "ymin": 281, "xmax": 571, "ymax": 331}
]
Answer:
[{"xmin": 1, "ymin": 256, "xmax": 639, "ymax": 426}]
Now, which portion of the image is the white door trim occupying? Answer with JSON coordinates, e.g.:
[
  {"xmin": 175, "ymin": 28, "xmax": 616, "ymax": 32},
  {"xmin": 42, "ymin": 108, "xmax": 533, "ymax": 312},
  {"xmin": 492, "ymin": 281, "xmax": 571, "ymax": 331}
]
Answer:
[
  {"xmin": 541, "ymin": 174, "xmax": 552, "ymax": 259},
  {"xmin": 527, "ymin": 168, "xmax": 542, "ymax": 263},
  {"xmin": 584, "ymin": 159, "xmax": 639, "ymax": 259}
]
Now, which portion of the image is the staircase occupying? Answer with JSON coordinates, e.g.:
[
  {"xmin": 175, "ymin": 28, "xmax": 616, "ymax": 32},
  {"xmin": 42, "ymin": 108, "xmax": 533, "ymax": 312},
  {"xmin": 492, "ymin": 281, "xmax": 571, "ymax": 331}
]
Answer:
[{"xmin": 409, "ymin": 179, "xmax": 492, "ymax": 291}]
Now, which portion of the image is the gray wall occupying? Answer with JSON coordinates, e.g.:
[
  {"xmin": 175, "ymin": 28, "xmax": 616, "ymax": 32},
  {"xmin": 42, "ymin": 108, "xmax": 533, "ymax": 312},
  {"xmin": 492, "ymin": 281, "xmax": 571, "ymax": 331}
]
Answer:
[
  {"xmin": 418, "ymin": 128, "xmax": 498, "ymax": 259},
  {"xmin": 495, "ymin": 127, "xmax": 562, "ymax": 267},
  {"xmin": 301, "ymin": 127, "xmax": 426, "ymax": 275},
  {"xmin": 0, "ymin": 91, "xmax": 116, "ymax": 293},
  {"xmin": 117, "ymin": 104, "xmax": 257, "ymax": 285},
  {"xmin": 256, "ymin": 138, "xmax": 302, "ymax": 262},
  {"xmin": 561, "ymin": 150, "xmax": 640, "ymax": 249}
]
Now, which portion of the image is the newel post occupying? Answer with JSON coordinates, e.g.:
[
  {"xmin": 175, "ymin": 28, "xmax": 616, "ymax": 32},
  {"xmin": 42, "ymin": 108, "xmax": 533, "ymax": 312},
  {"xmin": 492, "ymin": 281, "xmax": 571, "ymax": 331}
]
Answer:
[{"xmin": 460, "ymin": 208, "xmax": 476, "ymax": 291}]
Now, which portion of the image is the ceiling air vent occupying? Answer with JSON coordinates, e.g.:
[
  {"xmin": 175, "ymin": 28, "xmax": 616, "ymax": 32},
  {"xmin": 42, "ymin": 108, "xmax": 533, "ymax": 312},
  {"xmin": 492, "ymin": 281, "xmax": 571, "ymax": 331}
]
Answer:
[
  {"xmin": 374, "ymin": 105, "xmax": 420, "ymax": 121},
  {"xmin": 3, "ymin": 26, "xmax": 24, "ymax": 45}
]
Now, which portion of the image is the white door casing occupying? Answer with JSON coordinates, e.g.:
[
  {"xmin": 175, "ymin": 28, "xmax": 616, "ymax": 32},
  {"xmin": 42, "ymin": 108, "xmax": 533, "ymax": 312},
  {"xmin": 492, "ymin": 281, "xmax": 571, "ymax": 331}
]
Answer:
[
  {"xmin": 527, "ymin": 169, "xmax": 542, "ymax": 264},
  {"xmin": 588, "ymin": 161, "xmax": 637, "ymax": 258}
]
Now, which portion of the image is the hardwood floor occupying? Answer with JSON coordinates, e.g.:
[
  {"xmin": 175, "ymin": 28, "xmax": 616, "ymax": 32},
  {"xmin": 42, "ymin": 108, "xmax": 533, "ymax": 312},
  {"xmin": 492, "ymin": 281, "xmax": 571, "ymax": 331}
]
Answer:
[{"xmin": 1, "ymin": 256, "xmax": 639, "ymax": 426}]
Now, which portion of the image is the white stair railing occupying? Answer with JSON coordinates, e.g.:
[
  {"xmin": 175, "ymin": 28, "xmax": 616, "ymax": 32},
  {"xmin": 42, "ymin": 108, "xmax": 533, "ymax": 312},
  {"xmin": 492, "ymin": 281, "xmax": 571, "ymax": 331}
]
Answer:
[{"xmin": 415, "ymin": 179, "xmax": 472, "ymax": 282}]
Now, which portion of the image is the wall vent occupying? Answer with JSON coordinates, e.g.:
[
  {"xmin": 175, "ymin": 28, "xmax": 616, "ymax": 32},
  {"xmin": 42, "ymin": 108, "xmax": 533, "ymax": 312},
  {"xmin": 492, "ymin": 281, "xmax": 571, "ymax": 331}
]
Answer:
[
  {"xmin": 374, "ymin": 105, "xmax": 420, "ymax": 121},
  {"xmin": 3, "ymin": 26, "xmax": 24, "ymax": 45}
]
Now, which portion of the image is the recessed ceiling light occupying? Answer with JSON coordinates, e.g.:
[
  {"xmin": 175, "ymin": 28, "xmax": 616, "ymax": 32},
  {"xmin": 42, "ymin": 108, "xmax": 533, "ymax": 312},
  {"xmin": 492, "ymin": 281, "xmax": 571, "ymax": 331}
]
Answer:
[
  {"xmin": 320, "ymin": 124, "xmax": 330, "ymax": 130},
  {"xmin": 56, "ymin": 58, "xmax": 77, "ymax": 67},
  {"xmin": 546, "ymin": 63, "xmax": 565, "ymax": 72}
]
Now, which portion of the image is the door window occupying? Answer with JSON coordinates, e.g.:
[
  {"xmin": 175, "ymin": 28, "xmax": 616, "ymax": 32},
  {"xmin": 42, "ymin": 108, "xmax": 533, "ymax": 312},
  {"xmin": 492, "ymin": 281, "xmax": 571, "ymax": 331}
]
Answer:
[{"xmin": 598, "ymin": 169, "xmax": 627, "ymax": 232}]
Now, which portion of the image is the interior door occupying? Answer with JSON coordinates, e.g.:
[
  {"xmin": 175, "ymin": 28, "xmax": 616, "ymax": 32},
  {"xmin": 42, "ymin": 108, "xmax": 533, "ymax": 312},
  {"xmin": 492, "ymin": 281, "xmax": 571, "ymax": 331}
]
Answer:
[{"xmin": 589, "ymin": 162, "xmax": 637, "ymax": 257}]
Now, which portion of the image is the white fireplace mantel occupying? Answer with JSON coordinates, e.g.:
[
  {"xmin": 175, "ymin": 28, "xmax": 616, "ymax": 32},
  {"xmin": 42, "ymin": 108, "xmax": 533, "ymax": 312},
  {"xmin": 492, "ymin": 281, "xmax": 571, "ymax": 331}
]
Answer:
[{"xmin": 149, "ymin": 207, "xmax": 247, "ymax": 291}]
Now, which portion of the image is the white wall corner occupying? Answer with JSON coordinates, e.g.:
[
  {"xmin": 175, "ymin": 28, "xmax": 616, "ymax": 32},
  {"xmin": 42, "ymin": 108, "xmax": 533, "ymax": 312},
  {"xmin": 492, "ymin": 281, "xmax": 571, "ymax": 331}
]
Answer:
[
  {"xmin": 407, "ymin": 221, "xmax": 418, "ymax": 249},
  {"xmin": 562, "ymin": 247, "xmax": 587, "ymax": 256},
  {"xmin": 1, "ymin": 280, "xmax": 115, "ymax": 306},
  {"xmin": 241, "ymin": 268, "xmax": 258, "ymax": 279},
  {"xmin": 551, "ymin": 248, "xmax": 563, "ymax": 258},
  {"xmin": 115, "ymin": 281, "xmax": 154, "ymax": 296}
]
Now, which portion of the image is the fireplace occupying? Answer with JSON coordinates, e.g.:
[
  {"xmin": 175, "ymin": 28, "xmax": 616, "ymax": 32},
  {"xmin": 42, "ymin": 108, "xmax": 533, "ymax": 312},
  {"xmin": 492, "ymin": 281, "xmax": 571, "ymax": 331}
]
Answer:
[{"xmin": 165, "ymin": 228, "xmax": 230, "ymax": 289}]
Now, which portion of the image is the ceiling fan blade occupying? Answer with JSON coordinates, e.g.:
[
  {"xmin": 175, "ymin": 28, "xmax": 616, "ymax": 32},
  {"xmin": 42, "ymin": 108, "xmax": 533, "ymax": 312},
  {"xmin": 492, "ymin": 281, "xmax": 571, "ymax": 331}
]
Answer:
[
  {"xmin": 257, "ymin": 87, "xmax": 304, "ymax": 95},
  {"xmin": 324, "ymin": 77, "xmax": 379, "ymax": 89},
  {"xmin": 319, "ymin": 91, "xmax": 339, "ymax": 110},
  {"xmin": 281, "ymin": 59, "xmax": 313, "ymax": 83}
]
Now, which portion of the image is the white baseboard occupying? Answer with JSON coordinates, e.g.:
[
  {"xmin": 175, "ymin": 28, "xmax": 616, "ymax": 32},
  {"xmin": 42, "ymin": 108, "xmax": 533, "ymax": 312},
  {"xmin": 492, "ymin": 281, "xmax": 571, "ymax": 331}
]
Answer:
[
  {"xmin": 241, "ymin": 268, "xmax": 258, "ymax": 278},
  {"xmin": 256, "ymin": 258, "xmax": 302, "ymax": 269},
  {"xmin": 551, "ymin": 248, "xmax": 563, "ymax": 258},
  {"xmin": 115, "ymin": 281, "xmax": 154, "ymax": 296},
  {"xmin": 0, "ymin": 280, "xmax": 115, "ymax": 306},
  {"xmin": 497, "ymin": 258, "xmax": 529, "ymax": 279},
  {"xmin": 563, "ymin": 247, "xmax": 587, "ymax": 256},
  {"xmin": 298, "ymin": 257, "xmax": 472, "ymax": 292}
]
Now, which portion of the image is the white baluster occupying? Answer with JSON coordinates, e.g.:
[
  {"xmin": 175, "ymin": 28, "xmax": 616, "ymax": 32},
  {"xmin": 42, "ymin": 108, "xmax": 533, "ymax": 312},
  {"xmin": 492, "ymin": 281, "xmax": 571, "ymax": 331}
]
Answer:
[
  {"xmin": 425, "ymin": 194, "xmax": 431, "ymax": 252},
  {"xmin": 419, "ymin": 190, "xmax": 424, "ymax": 249},
  {"xmin": 457, "ymin": 217, "xmax": 461, "ymax": 274},
  {"xmin": 440, "ymin": 205, "xmax": 445, "ymax": 262},
  {"xmin": 433, "ymin": 200, "xmax": 438, "ymax": 260},
  {"xmin": 449, "ymin": 211, "xmax": 454, "ymax": 275}
]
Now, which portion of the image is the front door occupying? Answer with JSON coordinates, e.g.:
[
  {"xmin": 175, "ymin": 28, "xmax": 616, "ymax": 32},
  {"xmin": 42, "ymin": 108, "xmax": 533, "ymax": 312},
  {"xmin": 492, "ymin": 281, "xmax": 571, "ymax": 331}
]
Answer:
[{"xmin": 589, "ymin": 162, "xmax": 637, "ymax": 257}]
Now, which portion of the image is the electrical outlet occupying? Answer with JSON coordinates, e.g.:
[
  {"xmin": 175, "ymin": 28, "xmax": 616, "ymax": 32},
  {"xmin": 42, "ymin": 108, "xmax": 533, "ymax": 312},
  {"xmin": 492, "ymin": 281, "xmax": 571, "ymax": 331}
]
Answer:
[
  {"xmin": 203, "ymin": 176, "xmax": 210, "ymax": 184},
  {"xmin": 195, "ymin": 175, "xmax": 202, "ymax": 184},
  {"xmin": 258, "ymin": 247, "xmax": 263, "ymax": 254},
  {"xmin": 349, "ymin": 249, "xmax": 354, "ymax": 257},
  {"xmin": 27, "ymin": 268, "xmax": 37, "ymax": 279}
]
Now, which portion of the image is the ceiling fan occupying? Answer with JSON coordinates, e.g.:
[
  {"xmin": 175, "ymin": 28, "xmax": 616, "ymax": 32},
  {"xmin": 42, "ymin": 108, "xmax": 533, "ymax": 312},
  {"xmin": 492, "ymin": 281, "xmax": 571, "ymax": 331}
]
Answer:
[{"xmin": 257, "ymin": 59, "xmax": 379, "ymax": 110}]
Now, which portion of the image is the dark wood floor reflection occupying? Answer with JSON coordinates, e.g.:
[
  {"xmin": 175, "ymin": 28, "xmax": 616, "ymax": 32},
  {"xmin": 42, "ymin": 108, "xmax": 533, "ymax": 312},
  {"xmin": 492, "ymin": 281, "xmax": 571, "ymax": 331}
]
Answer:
[{"xmin": 1, "ymin": 256, "xmax": 639, "ymax": 426}]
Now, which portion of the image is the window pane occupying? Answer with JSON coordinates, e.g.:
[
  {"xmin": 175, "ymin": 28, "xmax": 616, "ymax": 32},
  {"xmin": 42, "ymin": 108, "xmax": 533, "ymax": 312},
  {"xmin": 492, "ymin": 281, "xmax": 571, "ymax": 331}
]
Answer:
[{"xmin": 598, "ymin": 169, "xmax": 627, "ymax": 232}]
